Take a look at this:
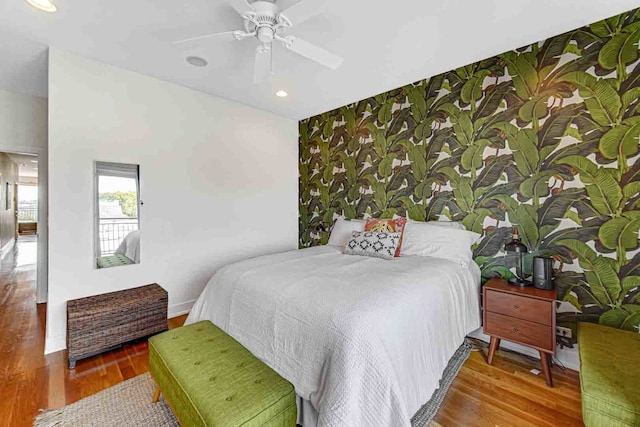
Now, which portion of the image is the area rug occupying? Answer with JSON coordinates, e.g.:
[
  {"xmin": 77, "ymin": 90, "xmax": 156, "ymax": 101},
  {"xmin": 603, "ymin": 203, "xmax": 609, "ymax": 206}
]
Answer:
[
  {"xmin": 34, "ymin": 340, "xmax": 472, "ymax": 427},
  {"xmin": 33, "ymin": 374, "xmax": 178, "ymax": 427}
]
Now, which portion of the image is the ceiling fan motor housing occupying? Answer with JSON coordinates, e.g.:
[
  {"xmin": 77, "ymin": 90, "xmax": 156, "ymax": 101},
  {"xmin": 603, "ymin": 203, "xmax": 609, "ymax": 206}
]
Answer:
[
  {"xmin": 172, "ymin": 0, "xmax": 344, "ymax": 81},
  {"xmin": 244, "ymin": 1, "xmax": 282, "ymax": 42}
]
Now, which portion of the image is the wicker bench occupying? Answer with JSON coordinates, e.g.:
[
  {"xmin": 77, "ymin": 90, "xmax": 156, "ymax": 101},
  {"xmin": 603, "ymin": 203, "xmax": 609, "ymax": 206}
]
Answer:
[
  {"xmin": 149, "ymin": 321, "xmax": 296, "ymax": 427},
  {"xmin": 67, "ymin": 284, "xmax": 168, "ymax": 368}
]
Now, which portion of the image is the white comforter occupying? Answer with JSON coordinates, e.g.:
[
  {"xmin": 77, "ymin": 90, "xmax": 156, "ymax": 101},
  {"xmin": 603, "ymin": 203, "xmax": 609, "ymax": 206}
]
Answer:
[
  {"xmin": 187, "ymin": 245, "xmax": 481, "ymax": 427},
  {"xmin": 115, "ymin": 229, "xmax": 140, "ymax": 263}
]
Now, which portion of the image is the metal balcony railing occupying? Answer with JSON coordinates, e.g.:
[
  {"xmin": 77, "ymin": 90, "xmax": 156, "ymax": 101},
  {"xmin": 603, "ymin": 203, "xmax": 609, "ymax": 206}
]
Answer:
[
  {"xmin": 18, "ymin": 207, "xmax": 38, "ymax": 222},
  {"xmin": 99, "ymin": 219, "xmax": 138, "ymax": 256}
]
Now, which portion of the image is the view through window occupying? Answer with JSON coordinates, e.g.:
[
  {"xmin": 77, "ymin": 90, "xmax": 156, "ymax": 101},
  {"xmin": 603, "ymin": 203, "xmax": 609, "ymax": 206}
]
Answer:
[{"xmin": 17, "ymin": 184, "xmax": 38, "ymax": 223}]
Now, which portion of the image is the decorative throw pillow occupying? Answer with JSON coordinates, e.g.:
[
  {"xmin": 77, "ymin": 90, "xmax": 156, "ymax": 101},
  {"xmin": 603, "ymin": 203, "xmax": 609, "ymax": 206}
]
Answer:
[
  {"xmin": 344, "ymin": 231, "xmax": 401, "ymax": 260},
  {"xmin": 364, "ymin": 217, "xmax": 407, "ymax": 257}
]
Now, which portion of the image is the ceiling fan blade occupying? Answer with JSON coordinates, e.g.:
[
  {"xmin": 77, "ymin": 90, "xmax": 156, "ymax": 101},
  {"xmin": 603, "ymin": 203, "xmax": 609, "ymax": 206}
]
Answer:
[
  {"xmin": 172, "ymin": 31, "xmax": 238, "ymax": 50},
  {"xmin": 279, "ymin": 0, "xmax": 327, "ymax": 25},
  {"xmin": 226, "ymin": 0, "xmax": 255, "ymax": 16},
  {"xmin": 284, "ymin": 36, "xmax": 343, "ymax": 70},
  {"xmin": 254, "ymin": 45, "xmax": 273, "ymax": 84}
]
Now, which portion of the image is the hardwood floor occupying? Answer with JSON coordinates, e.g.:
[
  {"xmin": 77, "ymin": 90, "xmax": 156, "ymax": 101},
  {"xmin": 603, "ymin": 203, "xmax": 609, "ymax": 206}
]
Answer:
[
  {"xmin": 433, "ymin": 344, "xmax": 583, "ymax": 427},
  {"xmin": 0, "ymin": 237, "xmax": 584, "ymax": 427},
  {"xmin": 0, "ymin": 237, "xmax": 186, "ymax": 427}
]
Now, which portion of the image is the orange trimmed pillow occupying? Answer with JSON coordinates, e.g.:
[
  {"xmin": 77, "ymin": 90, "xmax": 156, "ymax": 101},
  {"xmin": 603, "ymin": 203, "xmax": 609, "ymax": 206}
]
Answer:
[{"xmin": 364, "ymin": 218, "xmax": 407, "ymax": 257}]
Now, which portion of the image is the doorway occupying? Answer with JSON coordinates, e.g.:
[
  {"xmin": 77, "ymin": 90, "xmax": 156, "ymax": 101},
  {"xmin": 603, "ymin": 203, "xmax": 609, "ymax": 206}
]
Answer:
[
  {"xmin": 17, "ymin": 183, "xmax": 38, "ymax": 236},
  {"xmin": 0, "ymin": 90, "xmax": 48, "ymax": 306},
  {"xmin": 1, "ymin": 152, "xmax": 40, "ymax": 293}
]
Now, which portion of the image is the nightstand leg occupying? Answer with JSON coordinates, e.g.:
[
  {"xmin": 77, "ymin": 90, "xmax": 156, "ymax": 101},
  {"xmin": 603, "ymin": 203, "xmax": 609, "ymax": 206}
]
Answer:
[
  {"xmin": 487, "ymin": 337, "xmax": 500, "ymax": 365},
  {"xmin": 540, "ymin": 351, "xmax": 553, "ymax": 387}
]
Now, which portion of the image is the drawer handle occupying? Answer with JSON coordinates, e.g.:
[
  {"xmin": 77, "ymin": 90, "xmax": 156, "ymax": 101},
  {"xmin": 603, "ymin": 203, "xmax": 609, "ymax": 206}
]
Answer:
[
  {"xmin": 513, "ymin": 327, "xmax": 520, "ymax": 334},
  {"xmin": 513, "ymin": 304, "xmax": 520, "ymax": 310}
]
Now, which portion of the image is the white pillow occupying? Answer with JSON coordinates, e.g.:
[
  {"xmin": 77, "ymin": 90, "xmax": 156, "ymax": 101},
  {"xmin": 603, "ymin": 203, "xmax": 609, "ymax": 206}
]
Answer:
[
  {"xmin": 396, "ymin": 216, "xmax": 466, "ymax": 231},
  {"xmin": 423, "ymin": 220, "xmax": 465, "ymax": 230},
  {"xmin": 401, "ymin": 221, "xmax": 480, "ymax": 264},
  {"xmin": 328, "ymin": 218, "xmax": 365, "ymax": 247}
]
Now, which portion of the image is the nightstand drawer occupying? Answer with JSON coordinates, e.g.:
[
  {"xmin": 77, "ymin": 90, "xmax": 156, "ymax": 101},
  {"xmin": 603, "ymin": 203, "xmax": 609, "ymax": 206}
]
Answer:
[
  {"xmin": 484, "ymin": 312, "xmax": 553, "ymax": 351},
  {"xmin": 485, "ymin": 290, "xmax": 552, "ymax": 326}
]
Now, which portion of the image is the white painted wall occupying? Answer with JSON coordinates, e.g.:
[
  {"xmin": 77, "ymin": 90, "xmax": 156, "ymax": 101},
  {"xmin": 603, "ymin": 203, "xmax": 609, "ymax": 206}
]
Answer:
[
  {"xmin": 46, "ymin": 49, "xmax": 299, "ymax": 354},
  {"xmin": 0, "ymin": 89, "xmax": 48, "ymax": 303}
]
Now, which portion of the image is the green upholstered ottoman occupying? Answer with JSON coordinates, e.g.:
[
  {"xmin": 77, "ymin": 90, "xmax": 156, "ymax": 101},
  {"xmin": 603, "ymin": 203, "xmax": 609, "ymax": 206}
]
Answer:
[
  {"xmin": 578, "ymin": 322, "xmax": 640, "ymax": 426},
  {"xmin": 96, "ymin": 254, "xmax": 133, "ymax": 269},
  {"xmin": 149, "ymin": 320, "xmax": 296, "ymax": 427}
]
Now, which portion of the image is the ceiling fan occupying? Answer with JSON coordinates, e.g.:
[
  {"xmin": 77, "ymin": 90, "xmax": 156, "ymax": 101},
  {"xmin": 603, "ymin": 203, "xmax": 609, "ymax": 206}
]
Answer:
[{"xmin": 172, "ymin": 0, "xmax": 343, "ymax": 83}]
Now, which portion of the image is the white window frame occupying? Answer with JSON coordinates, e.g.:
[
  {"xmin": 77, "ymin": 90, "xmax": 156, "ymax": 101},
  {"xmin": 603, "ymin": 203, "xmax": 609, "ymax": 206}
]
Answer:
[{"xmin": 94, "ymin": 161, "xmax": 141, "ymax": 260}]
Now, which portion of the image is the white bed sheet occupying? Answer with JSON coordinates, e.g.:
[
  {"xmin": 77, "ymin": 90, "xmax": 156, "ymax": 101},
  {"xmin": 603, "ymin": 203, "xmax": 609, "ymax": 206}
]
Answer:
[{"xmin": 186, "ymin": 245, "xmax": 481, "ymax": 427}]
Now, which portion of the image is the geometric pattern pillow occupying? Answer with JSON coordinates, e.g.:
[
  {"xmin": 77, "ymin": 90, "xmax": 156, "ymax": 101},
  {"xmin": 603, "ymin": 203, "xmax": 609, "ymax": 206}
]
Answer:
[
  {"xmin": 344, "ymin": 231, "xmax": 401, "ymax": 260},
  {"xmin": 364, "ymin": 217, "xmax": 407, "ymax": 257}
]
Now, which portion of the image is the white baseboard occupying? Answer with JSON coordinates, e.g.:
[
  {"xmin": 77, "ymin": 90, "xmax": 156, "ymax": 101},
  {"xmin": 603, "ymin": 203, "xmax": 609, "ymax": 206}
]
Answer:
[
  {"xmin": 169, "ymin": 299, "xmax": 195, "ymax": 318},
  {"xmin": 43, "ymin": 300, "xmax": 195, "ymax": 355},
  {"xmin": 44, "ymin": 334, "xmax": 66, "ymax": 355},
  {"xmin": 468, "ymin": 328, "xmax": 580, "ymax": 371}
]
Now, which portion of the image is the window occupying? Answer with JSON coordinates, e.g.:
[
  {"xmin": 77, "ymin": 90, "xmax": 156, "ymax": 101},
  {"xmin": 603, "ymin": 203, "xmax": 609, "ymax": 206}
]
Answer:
[
  {"xmin": 95, "ymin": 162, "xmax": 140, "ymax": 259},
  {"xmin": 17, "ymin": 184, "xmax": 38, "ymax": 222}
]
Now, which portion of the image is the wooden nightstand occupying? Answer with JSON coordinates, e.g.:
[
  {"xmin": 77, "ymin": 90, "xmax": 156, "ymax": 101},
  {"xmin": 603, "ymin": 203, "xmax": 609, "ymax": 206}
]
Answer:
[{"xmin": 483, "ymin": 278, "xmax": 556, "ymax": 386}]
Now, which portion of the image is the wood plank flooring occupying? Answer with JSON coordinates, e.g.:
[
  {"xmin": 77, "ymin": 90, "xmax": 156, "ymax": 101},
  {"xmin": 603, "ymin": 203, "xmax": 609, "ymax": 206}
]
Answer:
[
  {"xmin": 0, "ymin": 237, "xmax": 584, "ymax": 427},
  {"xmin": 433, "ymin": 345, "xmax": 583, "ymax": 427}
]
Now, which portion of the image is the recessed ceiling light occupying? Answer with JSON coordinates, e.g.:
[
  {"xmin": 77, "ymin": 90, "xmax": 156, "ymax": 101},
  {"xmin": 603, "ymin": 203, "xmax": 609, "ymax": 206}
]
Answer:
[
  {"xmin": 25, "ymin": 0, "xmax": 57, "ymax": 12},
  {"xmin": 186, "ymin": 56, "xmax": 208, "ymax": 67},
  {"xmin": 275, "ymin": 90, "xmax": 288, "ymax": 98},
  {"xmin": 30, "ymin": 160, "xmax": 38, "ymax": 163}
]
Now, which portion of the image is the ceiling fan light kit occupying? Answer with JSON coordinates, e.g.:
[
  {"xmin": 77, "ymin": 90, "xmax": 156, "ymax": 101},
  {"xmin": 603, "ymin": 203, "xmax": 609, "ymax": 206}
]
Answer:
[
  {"xmin": 172, "ymin": 0, "xmax": 343, "ymax": 84},
  {"xmin": 26, "ymin": 0, "xmax": 57, "ymax": 13}
]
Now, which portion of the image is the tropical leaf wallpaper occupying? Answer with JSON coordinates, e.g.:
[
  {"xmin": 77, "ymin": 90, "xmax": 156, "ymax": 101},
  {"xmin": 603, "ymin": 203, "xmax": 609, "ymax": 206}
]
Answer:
[{"xmin": 299, "ymin": 8, "xmax": 640, "ymax": 334}]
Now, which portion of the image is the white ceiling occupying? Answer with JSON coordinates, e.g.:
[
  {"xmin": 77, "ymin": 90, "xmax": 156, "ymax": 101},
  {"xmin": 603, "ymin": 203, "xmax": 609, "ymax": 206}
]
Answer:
[
  {"xmin": 7, "ymin": 153, "xmax": 38, "ymax": 178},
  {"xmin": 0, "ymin": 0, "xmax": 639, "ymax": 120}
]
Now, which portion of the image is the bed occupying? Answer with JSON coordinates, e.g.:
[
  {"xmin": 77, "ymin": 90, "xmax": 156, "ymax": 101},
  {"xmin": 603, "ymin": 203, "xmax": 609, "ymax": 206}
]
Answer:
[
  {"xmin": 186, "ymin": 244, "xmax": 481, "ymax": 427},
  {"xmin": 115, "ymin": 229, "xmax": 140, "ymax": 263}
]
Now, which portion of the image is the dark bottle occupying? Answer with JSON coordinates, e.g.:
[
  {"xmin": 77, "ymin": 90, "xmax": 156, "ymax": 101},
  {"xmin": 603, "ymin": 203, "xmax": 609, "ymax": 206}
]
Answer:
[{"xmin": 504, "ymin": 227, "xmax": 530, "ymax": 286}]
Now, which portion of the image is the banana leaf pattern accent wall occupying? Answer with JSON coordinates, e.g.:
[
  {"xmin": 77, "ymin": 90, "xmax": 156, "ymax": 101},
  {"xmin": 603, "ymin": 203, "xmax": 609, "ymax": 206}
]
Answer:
[{"xmin": 299, "ymin": 9, "xmax": 640, "ymax": 333}]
